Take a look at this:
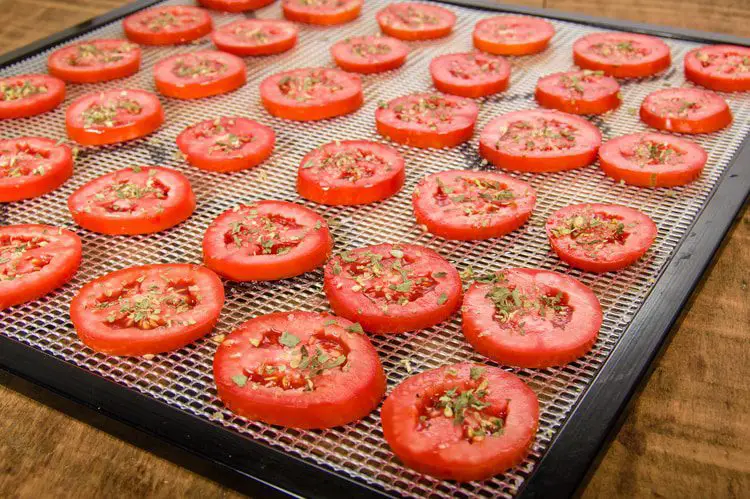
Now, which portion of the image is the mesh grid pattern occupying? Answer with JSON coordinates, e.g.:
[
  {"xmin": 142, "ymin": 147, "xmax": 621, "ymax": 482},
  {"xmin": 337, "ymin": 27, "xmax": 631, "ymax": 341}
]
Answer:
[{"xmin": 1, "ymin": 1, "xmax": 749, "ymax": 497}]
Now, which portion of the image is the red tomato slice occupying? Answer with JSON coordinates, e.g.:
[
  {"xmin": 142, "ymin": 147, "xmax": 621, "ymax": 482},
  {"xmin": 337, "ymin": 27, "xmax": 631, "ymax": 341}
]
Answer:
[
  {"xmin": 535, "ymin": 70, "xmax": 621, "ymax": 115},
  {"xmin": 0, "ymin": 225, "xmax": 81, "ymax": 310},
  {"xmin": 429, "ymin": 52, "xmax": 511, "ymax": 98},
  {"xmin": 198, "ymin": 0, "xmax": 275, "ymax": 12},
  {"xmin": 47, "ymin": 39, "xmax": 141, "ymax": 83},
  {"xmin": 297, "ymin": 140, "xmax": 405, "ymax": 205},
  {"xmin": 599, "ymin": 132, "xmax": 707, "ymax": 187},
  {"xmin": 331, "ymin": 36, "xmax": 408, "ymax": 74},
  {"xmin": 176, "ymin": 117, "xmax": 275, "ymax": 173},
  {"xmin": 260, "ymin": 68, "xmax": 362, "ymax": 121},
  {"xmin": 213, "ymin": 311, "xmax": 386, "ymax": 429},
  {"xmin": 0, "ymin": 74, "xmax": 65, "ymax": 120},
  {"xmin": 472, "ymin": 15, "xmax": 555, "ymax": 56},
  {"xmin": 479, "ymin": 109, "xmax": 602, "ymax": 172},
  {"xmin": 546, "ymin": 203, "xmax": 657, "ymax": 273},
  {"xmin": 685, "ymin": 45, "xmax": 750, "ymax": 92},
  {"xmin": 573, "ymin": 32, "xmax": 671, "ymax": 78},
  {"xmin": 376, "ymin": 3, "xmax": 456, "ymax": 41},
  {"xmin": 376, "ymin": 93, "xmax": 479, "ymax": 149},
  {"xmin": 282, "ymin": 0, "xmax": 362, "ymax": 25},
  {"xmin": 68, "ymin": 166, "xmax": 195, "ymax": 235},
  {"xmin": 0, "ymin": 137, "xmax": 73, "ymax": 202},
  {"xmin": 123, "ymin": 6, "xmax": 212, "ymax": 46},
  {"xmin": 323, "ymin": 243, "xmax": 462, "ymax": 334},
  {"xmin": 65, "ymin": 89, "xmax": 164, "ymax": 146},
  {"xmin": 412, "ymin": 170, "xmax": 536, "ymax": 241},
  {"xmin": 211, "ymin": 19, "xmax": 298, "ymax": 57},
  {"xmin": 462, "ymin": 268, "xmax": 603, "ymax": 368},
  {"xmin": 381, "ymin": 363, "xmax": 539, "ymax": 482},
  {"xmin": 203, "ymin": 200, "xmax": 333, "ymax": 281},
  {"xmin": 640, "ymin": 87, "xmax": 732, "ymax": 134},
  {"xmin": 70, "ymin": 264, "xmax": 224, "ymax": 356},
  {"xmin": 153, "ymin": 50, "xmax": 246, "ymax": 100}
]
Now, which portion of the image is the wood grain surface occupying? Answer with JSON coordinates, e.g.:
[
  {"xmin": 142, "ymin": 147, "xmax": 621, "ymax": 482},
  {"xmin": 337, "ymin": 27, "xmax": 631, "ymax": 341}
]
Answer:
[{"xmin": 1, "ymin": 1, "xmax": 749, "ymax": 498}]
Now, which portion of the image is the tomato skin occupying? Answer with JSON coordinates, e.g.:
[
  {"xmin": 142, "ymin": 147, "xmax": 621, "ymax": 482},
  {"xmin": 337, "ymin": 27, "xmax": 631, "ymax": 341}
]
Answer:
[
  {"xmin": 123, "ymin": 6, "xmax": 212, "ymax": 46},
  {"xmin": 198, "ymin": 0, "xmax": 275, "ymax": 12},
  {"xmin": 640, "ymin": 87, "xmax": 732, "ymax": 134},
  {"xmin": 535, "ymin": 70, "xmax": 621, "ymax": 115},
  {"xmin": 573, "ymin": 32, "xmax": 671, "ymax": 78},
  {"xmin": 429, "ymin": 52, "xmax": 511, "ymax": 98},
  {"xmin": 153, "ymin": 50, "xmax": 247, "ymax": 100},
  {"xmin": 282, "ymin": 0, "xmax": 362, "ymax": 25},
  {"xmin": 47, "ymin": 39, "xmax": 141, "ymax": 83},
  {"xmin": 376, "ymin": 3, "xmax": 456, "ymax": 41},
  {"xmin": 330, "ymin": 36, "xmax": 408, "ymax": 74},
  {"xmin": 0, "ymin": 137, "xmax": 73, "ymax": 202},
  {"xmin": 0, "ymin": 225, "xmax": 82, "ymax": 310},
  {"xmin": 381, "ymin": 363, "xmax": 539, "ymax": 482},
  {"xmin": 211, "ymin": 19, "xmax": 298, "ymax": 57},
  {"xmin": 684, "ymin": 45, "xmax": 750, "ymax": 92},
  {"xmin": 472, "ymin": 16, "xmax": 555, "ymax": 56},
  {"xmin": 0, "ymin": 74, "xmax": 65, "ymax": 120}
]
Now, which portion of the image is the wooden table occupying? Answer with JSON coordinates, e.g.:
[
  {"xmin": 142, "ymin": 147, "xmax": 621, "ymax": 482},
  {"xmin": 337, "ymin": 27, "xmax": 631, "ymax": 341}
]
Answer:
[{"xmin": 1, "ymin": 1, "xmax": 748, "ymax": 497}]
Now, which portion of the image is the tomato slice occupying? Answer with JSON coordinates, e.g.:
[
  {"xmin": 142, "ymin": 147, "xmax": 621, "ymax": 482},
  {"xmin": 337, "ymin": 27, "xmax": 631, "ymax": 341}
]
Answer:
[
  {"xmin": 479, "ymin": 109, "xmax": 601, "ymax": 172},
  {"xmin": 381, "ymin": 363, "xmax": 539, "ymax": 482},
  {"xmin": 429, "ymin": 52, "xmax": 511, "ymax": 98},
  {"xmin": 211, "ymin": 19, "xmax": 298, "ymax": 57},
  {"xmin": 47, "ymin": 39, "xmax": 141, "ymax": 84},
  {"xmin": 198, "ymin": 0, "xmax": 275, "ymax": 12},
  {"xmin": 462, "ymin": 268, "xmax": 602, "ymax": 368},
  {"xmin": 297, "ymin": 140, "xmax": 405, "ymax": 205},
  {"xmin": 535, "ymin": 70, "xmax": 621, "ymax": 115},
  {"xmin": 639, "ymin": 87, "xmax": 732, "ymax": 134},
  {"xmin": 213, "ymin": 311, "xmax": 386, "ymax": 428},
  {"xmin": 376, "ymin": 93, "xmax": 479, "ymax": 149},
  {"xmin": 573, "ymin": 32, "xmax": 671, "ymax": 78},
  {"xmin": 65, "ymin": 89, "xmax": 164, "ymax": 146},
  {"xmin": 323, "ymin": 243, "xmax": 462, "ymax": 334},
  {"xmin": 0, "ymin": 137, "xmax": 73, "ymax": 202},
  {"xmin": 376, "ymin": 3, "xmax": 456, "ymax": 41},
  {"xmin": 412, "ymin": 170, "xmax": 536, "ymax": 241},
  {"xmin": 68, "ymin": 166, "xmax": 195, "ymax": 235},
  {"xmin": 153, "ymin": 50, "xmax": 246, "ymax": 100},
  {"xmin": 685, "ymin": 45, "xmax": 750, "ymax": 92},
  {"xmin": 599, "ymin": 132, "xmax": 707, "ymax": 187},
  {"xmin": 70, "ymin": 264, "xmax": 224, "ymax": 356},
  {"xmin": 546, "ymin": 203, "xmax": 657, "ymax": 273},
  {"xmin": 0, "ymin": 74, "xmax": 65, "ymax": 120},
  {"xmin": 0, "ymin": 225, "xmax": 82, "ymax": 310},
  {"xmin": 203, "ymin": 200, "xmax": 333, "ymax": 281},
  {"xmin": 260, "ymin": 68, "xmax": 362, "ymax": 121},
  {"xmin": 176, "ymin": 117, "xmax": 275, "ymax": 173},
  {"xmin": 472, "ymin": 15, "xmax": 555, "ymax": 56},
  {"xmin": 282, "ymin": 0, "xmax": 362, "ymax": 25},
  {"xmin": 330, "ymin": 36, "xmax": 408, "ymax": 74},
  {"xmin": 123, "ymin": 6, "xmax": 212, "ymax": 46}
]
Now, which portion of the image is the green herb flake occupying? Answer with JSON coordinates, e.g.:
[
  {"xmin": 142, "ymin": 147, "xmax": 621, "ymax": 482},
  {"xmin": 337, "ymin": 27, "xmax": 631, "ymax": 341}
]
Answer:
[
  {"xmin": 470, "ymin": 366, "xmax": 485, "ymax": 380},
  {"xmin": 437, "ymin": 292, "xmax": 448, "ymax": 305},
  {"xmin": 231, "ymin": 374, "xmax": 248, "ymax": 387},
  {"xmin": 346, "ymin": 323, "xmax": 364, "ymax": 334},
  {"xmin": 279, "ymin": 331, "xmax": 301, "ymax": 348}
]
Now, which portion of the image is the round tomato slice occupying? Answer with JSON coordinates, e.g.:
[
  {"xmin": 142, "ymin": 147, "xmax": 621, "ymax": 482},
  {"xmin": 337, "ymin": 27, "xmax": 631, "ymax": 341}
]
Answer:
[
  {"xmin": 65, "ymin": 89, "xmax": 164, "ymax": 146},
  {"xmin": 479, "ymin": 109, "xmax": 601, "ymax": 172},
  {"xmin": 0, "ymin": 74, "xmax": 65, "ymax": 120},
  {"xmin": 599, "ymin": 132, "xmax": 707, "ymax": 187},
  {"xmin": 177, "ymin": 117, "xmax": 275, "ymax": 173},
  {"xmin": 123, "ymin": 6, "xmax": 212, "ymax": 46},
  {"xmin": 573, "ymin": 32, "xmax": 671, "ymax": 78},
  {"xmin": 412, "ymin": 170, "xmax": 536, "ymax": 241},
  {"xmin": 198, "ymin": 0, "xmax": 274, "ymax": 12},
  {"xmin": 429, "ymin": 52, "xmax": 510, "ymax": 98},
  {"xmin": 323, "ymin": 243, "xmax": 462, "ymax": 334},
  {"xmin": 260, "ymin": 68, "xmax": 362, "ymax": 121},
  {"xmin": 70, "ymin": 264, "xmax": 224, "ymax": 356},
  {"xmin": 213, "ymin": 311, "xmax": 386, "ymax": 429},
  {"xmin": 381, "ymin": 363, "xmax": 539, "ymax": 482},
  {"xmin": 47, "ymin": 39, "xmax": 141, "ymax": 83},
  {"xmin": 331, "ymin": 36, "xmax": 408, "ymax": 74},
  {"xmin": 282, "ymin": 0, "xmax": 362, "ymax": 25},
  {"xmin": 203, "ymin": 200, "xmax": 333, "ymax": 281},
  {"xmin": 0, "ymin": 225, "xmax": 82, "ymax": 310},
  {"xmin": 684, "ymin": 45, "xmax": 750, "ymax": 92},
  {"xmin": 535, "ymin": 70, "xmax": 621, "ymax": 115},
  {"xmin": 153, "ymin": 50, "xmax": 246, "ymax": 100},
  {"xmin": 211, "ymin": 19, "xmax": 298, "ymax": 57},
  {"xmin": 376, "ymin": 93, "xmax": 479, "ymax": 149},
  {"xmin": 639, "ymin": 87, "xmax": 732, "ymax": 134},
  {"xmin": 297, "ymin": 140, "xmax": 405, "ymax": 205},
  {"xmin": 546, "ymin": 203, "xmax": 657, "ymax": 273},
  {"xmin": 472, "ymin": 15, "xmax": 554, "ymax": 56},
  {"xmin": 0, "ymin": 137, "xmax": 73, "ymax": 202},
  {"xmin": 68, "ymin": 166, "xmax": 195, "ymax": 235},
  {"xmin": 462, "ymin": 268, "xmax": 602, "ymax": 368},
  {"xmin": 376, "ymin": 3, "xmax": 456, "ymax": 41}
]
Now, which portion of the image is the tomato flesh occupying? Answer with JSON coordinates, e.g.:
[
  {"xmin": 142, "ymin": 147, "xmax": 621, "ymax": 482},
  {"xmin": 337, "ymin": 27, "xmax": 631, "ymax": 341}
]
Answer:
[
  {"xmin": 684, "ymin": 45, "xmax": 750, "ymax": 92},
  {"xmin": 123, "ymin": 6, "xmax": 212, "ymax": 46},
  {"xmin": 282, "ymin": 0, "xmax": 362, "ymax": 25},
  {"xmin": 535, "ymin": 70, "xmax": 621, "ymax": 115},
  {"xmin": 211, "ymin": 19, "xmax": 298, "ymax": 56},
  {"xmin": 640, "ymin": 87, "xmax": 732, "ymax": 134},
  {"xmin": 573, "ymin": 32, "xmax": 671, "ymax": 78},
  {"xmin": 473, "ymin": 16, "xmax": 554, "ymax": 56},
  {"xmin": 154, "ymin": 50, "xmax": 247, "ymax": 100},
  {"xmin": 0, "ymin": 137, "xmax": 73, "ymax": 202},
  {"xmin": 198, "ymin": 0, "xmax": 275, "ymax": 12},
  {"xmin": 48, "ymin": 39, "xmax": 141, "ymax": 84},
  {"xmin": 0, "ymin": 74, "xmax": 65, "ymax": 120},
  {"xmin": 331, "ymin": 36, "xmax": 408, "ymax": 74},
  {"xmin": 430, "ymin": 52, "xmax": 511, "ymax": 98},
  {"xmin": 376, "ymin": 3, "xmax": 456, "ymax": 41}
]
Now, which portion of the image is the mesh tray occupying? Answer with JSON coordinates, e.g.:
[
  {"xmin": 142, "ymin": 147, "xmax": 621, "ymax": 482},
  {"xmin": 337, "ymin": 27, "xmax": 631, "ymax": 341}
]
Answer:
[{"xmin": 1, "ymin": 0, "xmax": 749, "ymax": 497}]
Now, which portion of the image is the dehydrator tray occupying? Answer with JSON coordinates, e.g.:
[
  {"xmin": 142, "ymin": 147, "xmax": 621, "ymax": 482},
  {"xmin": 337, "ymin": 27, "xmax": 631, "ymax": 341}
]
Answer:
[{"xmin": 1, "ymin": 0, "xmax": 749, "ymax": 497}]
